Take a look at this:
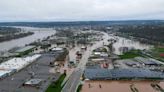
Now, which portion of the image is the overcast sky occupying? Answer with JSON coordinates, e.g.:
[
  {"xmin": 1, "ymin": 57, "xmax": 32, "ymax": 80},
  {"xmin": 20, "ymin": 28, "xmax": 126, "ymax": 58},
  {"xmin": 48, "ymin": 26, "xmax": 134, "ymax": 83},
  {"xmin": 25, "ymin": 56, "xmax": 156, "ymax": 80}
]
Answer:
[{"xmin": 0, "ymin": 0, "xmax": 164, "ymax": 22}]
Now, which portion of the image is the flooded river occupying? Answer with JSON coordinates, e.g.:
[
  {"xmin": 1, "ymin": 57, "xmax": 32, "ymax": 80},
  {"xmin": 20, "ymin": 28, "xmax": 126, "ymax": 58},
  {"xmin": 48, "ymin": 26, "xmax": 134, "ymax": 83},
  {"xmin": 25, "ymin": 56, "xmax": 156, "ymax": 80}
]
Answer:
[
  {"xmin": 0, "ymin": 28, "xmax": 151, "ymax": 54},
  {"xmin": 0, "ymin": 27, "xmax": 56, "ymax": 51},
  {"xmin": 105, "ymin": 33, "xmax": 152, "ymax": 55}
]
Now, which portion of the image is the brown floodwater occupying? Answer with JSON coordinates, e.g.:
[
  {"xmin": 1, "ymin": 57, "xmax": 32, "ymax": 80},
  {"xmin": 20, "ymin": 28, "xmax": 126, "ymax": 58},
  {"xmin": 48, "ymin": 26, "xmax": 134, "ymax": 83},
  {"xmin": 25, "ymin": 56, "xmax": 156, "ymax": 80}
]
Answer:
[{"xmin": 81, "ymin": 80, "xmax": 161, "ymax": 92}]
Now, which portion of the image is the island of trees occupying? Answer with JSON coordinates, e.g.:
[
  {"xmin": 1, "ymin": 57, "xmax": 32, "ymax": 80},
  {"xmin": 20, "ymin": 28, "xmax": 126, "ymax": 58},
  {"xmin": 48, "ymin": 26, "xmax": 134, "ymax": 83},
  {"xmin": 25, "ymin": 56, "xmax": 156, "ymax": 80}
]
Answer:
[{"xmin": 0, "ymin": 27, "xmax": 34, "ymax": 42}]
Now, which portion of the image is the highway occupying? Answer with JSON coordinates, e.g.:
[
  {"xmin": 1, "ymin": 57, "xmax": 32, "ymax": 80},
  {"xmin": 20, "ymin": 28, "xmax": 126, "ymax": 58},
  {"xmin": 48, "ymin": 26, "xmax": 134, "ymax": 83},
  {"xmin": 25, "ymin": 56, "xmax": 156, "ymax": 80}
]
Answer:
[{"xmin": 62, "ymin": 31, "xmax": 109, "ymax": 92}]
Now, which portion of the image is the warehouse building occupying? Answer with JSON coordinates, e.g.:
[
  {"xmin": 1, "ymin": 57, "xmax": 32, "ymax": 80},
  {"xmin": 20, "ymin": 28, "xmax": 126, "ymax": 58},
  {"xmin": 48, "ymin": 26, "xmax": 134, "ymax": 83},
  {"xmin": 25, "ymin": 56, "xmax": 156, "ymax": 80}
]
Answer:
[
  {"xmin": 84, "ymin": 69, "xmax": 164, "ymax": 80},
  {"xmin": 0, "ymin": 54, "xmax": 41, "ymax": 79},
  {"xmin": 14, "ymin": 46, "xmax": 36, "ymax": 56},
  {"xmin": 134, "ymin": 57, "xmax": 162, "ymax": 66}
]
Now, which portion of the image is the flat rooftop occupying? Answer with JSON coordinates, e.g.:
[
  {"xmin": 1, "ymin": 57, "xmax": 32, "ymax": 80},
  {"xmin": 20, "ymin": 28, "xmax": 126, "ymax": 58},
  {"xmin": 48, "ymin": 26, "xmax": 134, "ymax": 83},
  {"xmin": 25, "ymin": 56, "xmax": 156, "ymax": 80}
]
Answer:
[
  {"xmin": 24, "ymin": 79, "xmax": 43, "ymax": 85},
  {"xmin": 0, "ymin": 70, "xmax": 11, "ymax": 78},
  {"xmin": 134, "ymin": 57, "xmax": 162, "ymax": 65},
  {"xmin": 84, "ymin": 69, "xmax": 164, "ymax": 80},
  {"xmin": 15, "ymin": 46, "xmax": 35, "ymax": 53},
  {"xmin": 0, "ymin": 54, "xmax": 41, "ymax": 78}
]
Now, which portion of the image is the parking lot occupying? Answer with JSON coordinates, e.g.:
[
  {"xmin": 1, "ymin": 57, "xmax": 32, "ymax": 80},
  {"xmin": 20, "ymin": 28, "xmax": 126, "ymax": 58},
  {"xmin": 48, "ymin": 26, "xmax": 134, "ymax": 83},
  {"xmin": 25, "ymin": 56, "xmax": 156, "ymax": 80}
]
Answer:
[{"xmin": 0, "ymin": 53, "xmax": 60, "ymax": 92}]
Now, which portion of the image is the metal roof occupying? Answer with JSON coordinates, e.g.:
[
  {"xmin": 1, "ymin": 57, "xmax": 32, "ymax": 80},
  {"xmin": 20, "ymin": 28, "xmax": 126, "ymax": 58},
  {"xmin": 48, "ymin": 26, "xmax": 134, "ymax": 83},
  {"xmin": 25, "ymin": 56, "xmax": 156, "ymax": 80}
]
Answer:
[
  {"xmin": 25, "ymin": 79, "xmax": 43, "ymax": 85},
  {"xmin": 15, "ymin": 46, "xmax": 35, "ymax": 53},
  {"xmin": 0, "ymin": 54, "xmax": 41, "ymax": 78},
  {"xmin": 124, "ymin": 61, "xmax": 139, "ymax": 66},
  {"xmin": 134, "ymin": 57, "xmax": 161, "ymax": 65},
  {"xmin": 84, "ymin": 69, "xmax": 164, "ymax": 80}
]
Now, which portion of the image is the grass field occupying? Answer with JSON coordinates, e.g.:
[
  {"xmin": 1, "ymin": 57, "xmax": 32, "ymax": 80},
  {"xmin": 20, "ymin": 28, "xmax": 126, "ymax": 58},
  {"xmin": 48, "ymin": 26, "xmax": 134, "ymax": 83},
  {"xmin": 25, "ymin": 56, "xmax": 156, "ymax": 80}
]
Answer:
[
  {"xmin": 119, "ymin": 50, "xmax": 141, "ymax": 59},
  {"xmin": 77, "ymin": 84, "xmax": 82, "ymax": 92},
  {"xmin": 46, "ymin": 74, "xmax": 66, "ymax": 92},
  {"xmin": 152, "ymin": 47, "xmax": 164, "ymax": 59},
  {"xmin": 155, "ymin": 47, "xmax": 164, "ymax": 52}
]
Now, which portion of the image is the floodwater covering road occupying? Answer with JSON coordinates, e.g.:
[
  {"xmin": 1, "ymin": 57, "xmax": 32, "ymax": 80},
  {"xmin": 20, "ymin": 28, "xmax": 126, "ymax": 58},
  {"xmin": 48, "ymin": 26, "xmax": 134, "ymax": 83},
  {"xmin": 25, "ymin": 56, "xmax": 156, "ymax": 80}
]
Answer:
[
  {"xmin": 62, "ymin": 31, "xmax": 110, "ymax": 92},
  {"xmin": 62, "ymin": 31, "xmax": 152, "ymax": 92},
  {"xmin": 108, "ymin": 34, "xmax": 151, "ymax": 55}
]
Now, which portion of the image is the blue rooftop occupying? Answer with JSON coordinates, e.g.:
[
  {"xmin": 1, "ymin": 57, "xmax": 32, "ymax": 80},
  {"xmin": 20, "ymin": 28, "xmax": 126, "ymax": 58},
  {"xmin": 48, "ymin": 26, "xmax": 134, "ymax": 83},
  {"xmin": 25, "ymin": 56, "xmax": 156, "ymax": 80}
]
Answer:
[{"xmin": 84, "ymin": 69, "xmax": 164, "ymax": 80}]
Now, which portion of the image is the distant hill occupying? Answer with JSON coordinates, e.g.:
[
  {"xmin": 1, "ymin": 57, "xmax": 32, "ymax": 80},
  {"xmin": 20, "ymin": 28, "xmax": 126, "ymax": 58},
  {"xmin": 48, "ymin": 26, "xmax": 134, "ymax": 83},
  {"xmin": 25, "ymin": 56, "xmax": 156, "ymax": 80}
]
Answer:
[{"xmin": 0, "ymin": 20, "xmax": 164, "ymax": 27}]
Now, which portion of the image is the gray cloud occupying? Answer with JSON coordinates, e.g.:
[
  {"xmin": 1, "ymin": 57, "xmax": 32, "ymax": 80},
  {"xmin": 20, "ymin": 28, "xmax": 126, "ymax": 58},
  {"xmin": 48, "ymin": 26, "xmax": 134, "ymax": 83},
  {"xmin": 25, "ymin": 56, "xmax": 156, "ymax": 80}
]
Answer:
[{"xmin": 0, "ymin": 0, "xmax": 164, "ymax": 21}]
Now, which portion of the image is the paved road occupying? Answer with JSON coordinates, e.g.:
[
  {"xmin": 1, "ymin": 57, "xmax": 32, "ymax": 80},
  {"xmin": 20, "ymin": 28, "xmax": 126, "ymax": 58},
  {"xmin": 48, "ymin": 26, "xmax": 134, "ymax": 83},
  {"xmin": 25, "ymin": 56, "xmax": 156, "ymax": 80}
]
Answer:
[
  {"xmin": 62, "ymin": 31, "xmax": 109, "ymax": 92},
  {"xmin": 61, "ymin": 46, "xmax": 81, "ymax": 86}
]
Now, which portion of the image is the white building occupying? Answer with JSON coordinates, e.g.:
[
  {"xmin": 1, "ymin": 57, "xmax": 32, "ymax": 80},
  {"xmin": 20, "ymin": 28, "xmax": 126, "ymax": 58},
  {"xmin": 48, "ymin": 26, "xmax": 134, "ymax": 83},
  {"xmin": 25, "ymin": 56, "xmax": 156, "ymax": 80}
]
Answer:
[{"xmin": 0, "ymin": 54, "xmax": 41, "ymax": 79}]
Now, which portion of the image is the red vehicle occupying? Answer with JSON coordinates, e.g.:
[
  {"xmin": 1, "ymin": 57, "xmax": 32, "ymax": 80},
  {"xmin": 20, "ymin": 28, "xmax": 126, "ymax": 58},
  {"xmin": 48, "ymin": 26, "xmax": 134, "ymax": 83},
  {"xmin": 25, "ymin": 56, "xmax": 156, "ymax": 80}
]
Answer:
[{"xmin": 160, "ymin": 53, "xmax": 164, "ymax": 57}]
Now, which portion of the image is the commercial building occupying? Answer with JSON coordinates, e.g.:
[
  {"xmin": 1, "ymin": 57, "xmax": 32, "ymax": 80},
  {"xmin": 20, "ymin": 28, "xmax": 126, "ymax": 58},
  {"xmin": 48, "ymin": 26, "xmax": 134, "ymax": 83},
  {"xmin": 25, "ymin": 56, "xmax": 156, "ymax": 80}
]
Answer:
[
  {"xmin": 134, "ymin": 57, "xmax": 162, "ymax": 66},
  {"xmin": 84, "ymin": 69, "xmax": 164, "ymax": 80},
  {"xmin": 11, "ymin": 46, "xmax": 36, "ymax": 56},
  {"xmin": 15, "ymin": 46, "xmax": 35, "ymax": 53},
  {"xmin": 0, "ymin": 54, "xmax": 41, "ymax": 79}
]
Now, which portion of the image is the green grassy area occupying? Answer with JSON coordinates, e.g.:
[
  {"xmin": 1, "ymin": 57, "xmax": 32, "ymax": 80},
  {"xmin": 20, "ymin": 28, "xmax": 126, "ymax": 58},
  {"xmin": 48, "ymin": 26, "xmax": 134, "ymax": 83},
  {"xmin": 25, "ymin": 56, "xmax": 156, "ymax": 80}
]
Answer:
[
  {"xmin": 46, "ymin": 74, "xmax": 66, "ymax": 92},
  {"xmin": 151, "ymin": 47, "xmax": 164, "ymax": 59},
  {"xmin": 158, "ymin": 48, "xmax": 164, "ymax": 52},
  {"xmin": 77, "ymin": 84, "xmax": 83, "ymax": 92},
  {"xmin": 154, "ymin": 47, "xmax": 164, "ymax": 52},
  {"xmin": 119, "ymin": 50, "xmax": 141, "ymax": 59},
  {"xmin": 141, "ymin": 47, "xmax": 164, "ymax": 62}
]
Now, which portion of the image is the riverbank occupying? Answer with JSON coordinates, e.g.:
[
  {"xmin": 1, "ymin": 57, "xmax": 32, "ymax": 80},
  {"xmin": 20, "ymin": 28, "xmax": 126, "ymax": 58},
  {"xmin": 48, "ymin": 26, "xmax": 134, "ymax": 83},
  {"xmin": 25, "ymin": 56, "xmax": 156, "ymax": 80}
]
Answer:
[
  {"xmin": 0, "ymin": 27, "xmax": 34, "ymax": 42},
  {"xmin": 0, "ymin": 32, "xmax": 34, "ymax": 42},
  {"xmin": 0, "ymin": 27, "xmax": 56, "ymax": 51}
]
